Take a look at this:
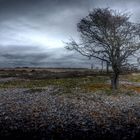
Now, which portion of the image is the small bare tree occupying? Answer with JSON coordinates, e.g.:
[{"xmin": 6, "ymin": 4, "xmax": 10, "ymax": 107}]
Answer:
[{"xmin": 66, "ymin": 8, "xmax": 140, "ymax": 90}]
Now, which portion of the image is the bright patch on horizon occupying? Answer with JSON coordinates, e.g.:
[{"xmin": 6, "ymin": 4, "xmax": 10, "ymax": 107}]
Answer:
[
  {"xmin": 0, "ymin": 27, "xmax": 65, "ymax": 48},
  {"xmin": 27, "ymin": 33, "xmax": 64, "ymax": 48}
]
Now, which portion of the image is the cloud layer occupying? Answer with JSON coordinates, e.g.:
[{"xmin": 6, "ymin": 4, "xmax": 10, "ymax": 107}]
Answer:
[{"xmin": 0, "ymin": 0, "xmax": 140, "ymax": 67}]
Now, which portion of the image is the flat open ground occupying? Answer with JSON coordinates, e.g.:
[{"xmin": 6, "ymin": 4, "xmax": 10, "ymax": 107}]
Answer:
[{"xmin": 0, "ymin": 68, "xmax": 140, "ymax": 140}]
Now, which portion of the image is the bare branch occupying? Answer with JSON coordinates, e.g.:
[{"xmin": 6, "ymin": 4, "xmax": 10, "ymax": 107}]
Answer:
[{"xmin": 65, "ymin": 8, "xmax": 140, "ymax": 89}]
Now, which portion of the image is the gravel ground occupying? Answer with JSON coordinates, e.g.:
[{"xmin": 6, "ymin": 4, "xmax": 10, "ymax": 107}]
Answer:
[
  {"xmin": 0, "ymin": 87, "xmax": 140, "ymax": 140},
  {"xmin": 0, "ymin": 77, "xmax": 19, "ymax": 83}
]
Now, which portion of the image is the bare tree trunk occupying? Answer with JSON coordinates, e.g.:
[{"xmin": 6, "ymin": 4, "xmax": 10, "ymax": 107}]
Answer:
[
  {"xmin": 106, "ymin": 62, "xmax": 109, "ymax": 74},
  {"xmin": 111, "ymin": 73, "xmax": 119, "ymax": 90},
  {"xmin": 91, "ymin": 63, "xmax": 94, "ymax": 69},
  {"xmin": 101, "ymin": 60, "xmax": 103, "ymax": 72}
]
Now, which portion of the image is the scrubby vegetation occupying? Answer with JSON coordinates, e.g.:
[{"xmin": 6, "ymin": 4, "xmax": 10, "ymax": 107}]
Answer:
[
  {"xmin": 0, "ymin": 68, "xmax": 140, "ymax": 140},
  {"xmin": 0, "ymin": 69, "xmax": 139, "ymax": 93}
]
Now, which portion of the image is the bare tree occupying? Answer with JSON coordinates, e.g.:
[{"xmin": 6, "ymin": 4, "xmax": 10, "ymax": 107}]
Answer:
[{"xmin": 66, "ymin": 8, "xmax": 140, "ymax": 90}]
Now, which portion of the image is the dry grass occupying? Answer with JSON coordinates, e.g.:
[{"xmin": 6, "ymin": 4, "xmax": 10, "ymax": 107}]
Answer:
[
  {"xmin": 0, "ymin": 69, "xmax": 140, "ymax": 94},
  {"xmin": 0, "ymin": 76, "xmax": 139, "ymax": 94},
  {"xmin": 121, "ymin": 73, "xmax": 140, "ymax": 82},
  {"xmin": 84, "ymin": 83, "xmax": 111, "ymax": 91},
  {"xmin": 0, "ymin": 76, "xmax": 108, "ymax": 89},
  {"xmin": 127, "ymin": 86, "xmax": 140, "ymax": 93}
]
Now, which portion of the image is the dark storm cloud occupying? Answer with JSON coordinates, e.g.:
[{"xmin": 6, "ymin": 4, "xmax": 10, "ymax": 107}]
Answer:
[
  {"xmin": 0, "ymin": 45, "xmax": 95, "ymax": 68},
  {"xmin": 0, "ymin": 0, "xmax": 89, "ymax": 17},
  {"xmin": 0, "ymin": 0, "xmax": 140, "ymax": 67},
  {"xmin": 0, "ymin": 0, "xmax": 90, "ymax": 47}
]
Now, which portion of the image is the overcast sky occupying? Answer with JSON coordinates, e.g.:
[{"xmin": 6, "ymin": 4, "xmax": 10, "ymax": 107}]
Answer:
[{"xmin": 0, "ymin": 0, "xmax": 140, "ymax": 68}]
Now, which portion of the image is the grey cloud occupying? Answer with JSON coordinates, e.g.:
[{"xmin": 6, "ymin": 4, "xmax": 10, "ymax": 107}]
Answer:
[
  {"xmin": 0, "ymin": 0, "xmax": 90, "ymax": 47},
  {"xmin": 0, "ymin": 0, "xmax": 140, "ymax": 68},
  {"xmin": 0, "ymin": 45, "xmax": 96, "ymax": 68},
  {"xmin": 0, "ymin": 0, "xmax": 89, "ymax": 16}
]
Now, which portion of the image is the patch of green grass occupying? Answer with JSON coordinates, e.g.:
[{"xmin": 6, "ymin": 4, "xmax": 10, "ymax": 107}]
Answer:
[
  {"xmin": 121, "ymin": 73, "xmax": 140, "ymax": 82},
  {"xmin": 0, "ymin": 75, "xmax": 138, "ymax": 95},
  {"xmin": 131, "ymin": 77, "xmax": 140, "ymax": 82},
  {"xmin": 0, "ymin": 76, "xmax": 108, "ymax": 91}
]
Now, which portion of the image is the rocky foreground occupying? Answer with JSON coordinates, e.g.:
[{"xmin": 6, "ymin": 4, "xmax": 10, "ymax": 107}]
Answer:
[{"xmin": 0, "ymin": 87, "xmax": 140, "ymax": 140}]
